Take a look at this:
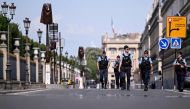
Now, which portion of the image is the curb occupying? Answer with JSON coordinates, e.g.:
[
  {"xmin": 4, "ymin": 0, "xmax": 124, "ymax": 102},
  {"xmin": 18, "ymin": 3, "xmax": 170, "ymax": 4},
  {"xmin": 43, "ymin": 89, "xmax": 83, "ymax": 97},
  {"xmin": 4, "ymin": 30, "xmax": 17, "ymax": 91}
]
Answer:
[
  {"xmin": 0, "ymin": 88, "xmax": 47, "ymax": 95},
  {"xmin": 165, "ymin": 89, "xmax": 190, "ymax": 95}
]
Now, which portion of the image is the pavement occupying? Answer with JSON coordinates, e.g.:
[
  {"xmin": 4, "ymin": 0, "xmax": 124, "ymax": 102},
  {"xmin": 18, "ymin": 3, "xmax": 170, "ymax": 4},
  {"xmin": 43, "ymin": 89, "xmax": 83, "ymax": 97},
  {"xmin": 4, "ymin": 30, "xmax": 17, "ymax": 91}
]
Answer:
[
  {"xmin": 0, "ymin": 88, "xmax": 190, "ymax": 109},
  {"xmin": 0, "ymin": 84, "xmax": 65, "ymax": 95}
]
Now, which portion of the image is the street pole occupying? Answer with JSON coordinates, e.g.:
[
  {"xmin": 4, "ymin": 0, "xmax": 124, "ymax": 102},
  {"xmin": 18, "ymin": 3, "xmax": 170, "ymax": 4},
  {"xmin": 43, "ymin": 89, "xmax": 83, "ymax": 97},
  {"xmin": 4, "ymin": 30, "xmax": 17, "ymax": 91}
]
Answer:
[
  {"xmin": 59, "ymin": 32, "xmax": 62, "ymax": 83},
  {"xmin": 37, "ymin": 29, "xmax": 43, "ymax": 83},
  {"xmin": 161, "ymin": 50, "xmax": 164, "ymax": 90},
  {"xmin": 23, "ymin": 17, "xmax": 31, "ymax": 89},
  {"xmin": 174, "ymin": 49, "xmax": 177, "ymax": 90},
  {"xmin": 1, "ymin": 2, "xmax": 16, "ymax": 89}
]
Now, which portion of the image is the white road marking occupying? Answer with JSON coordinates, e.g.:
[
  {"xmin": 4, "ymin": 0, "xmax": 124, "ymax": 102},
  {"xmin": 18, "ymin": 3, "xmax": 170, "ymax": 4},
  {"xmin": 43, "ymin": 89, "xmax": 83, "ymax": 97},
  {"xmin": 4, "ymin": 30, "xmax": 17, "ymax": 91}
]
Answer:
[{"xmin": 7, "ymin": 89, "xmax": 49, "ymax": 95}]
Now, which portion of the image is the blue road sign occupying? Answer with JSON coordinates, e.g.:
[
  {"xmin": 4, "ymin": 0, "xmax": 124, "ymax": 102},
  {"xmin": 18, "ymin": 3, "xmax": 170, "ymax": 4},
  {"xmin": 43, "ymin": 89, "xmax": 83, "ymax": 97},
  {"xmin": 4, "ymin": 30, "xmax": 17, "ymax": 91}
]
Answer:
[
  {"xmin": 171, "ymin": 38, "xmax": 181, "ymax": 49},
  {"xmin": 159, "ymin": 38, "xmax": 169, "ymax": 49}
]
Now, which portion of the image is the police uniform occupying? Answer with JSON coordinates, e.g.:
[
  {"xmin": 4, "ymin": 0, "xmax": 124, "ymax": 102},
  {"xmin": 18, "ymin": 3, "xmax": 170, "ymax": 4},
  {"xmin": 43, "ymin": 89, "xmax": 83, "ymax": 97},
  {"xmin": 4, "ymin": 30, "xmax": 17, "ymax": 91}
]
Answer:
[
  {"xmin": 139, "ymin": 56, "xmax": 153, "ymax": 91},
  {"xmin": 173, "ymin": 58, "xmax": 187, "ymax": 92},
  {"xmin": 98, "ymin": 56, "xmax": 109, "ymax": 89},
  {"xmin": 113, "ymin": 60, "xmax": 120, "ymax": 89},
  {"xmin": 120, "ymin": 52, "xmax": 132, "ymax": 90}
]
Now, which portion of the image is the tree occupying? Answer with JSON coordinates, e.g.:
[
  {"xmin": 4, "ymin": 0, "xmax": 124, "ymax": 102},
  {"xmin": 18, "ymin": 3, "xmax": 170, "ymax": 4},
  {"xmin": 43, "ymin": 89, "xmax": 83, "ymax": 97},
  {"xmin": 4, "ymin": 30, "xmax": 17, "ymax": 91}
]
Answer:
[
  {"xmin": 0, "ymin": 15, "xmax": 8, "ymax": 31},
  {"xmin": 0, "ymin": 15, "xmax": 47, "ymax": 58},
  {"xmin": 85, "ymin": 47, "xmax": 102, "ymax": 80}
]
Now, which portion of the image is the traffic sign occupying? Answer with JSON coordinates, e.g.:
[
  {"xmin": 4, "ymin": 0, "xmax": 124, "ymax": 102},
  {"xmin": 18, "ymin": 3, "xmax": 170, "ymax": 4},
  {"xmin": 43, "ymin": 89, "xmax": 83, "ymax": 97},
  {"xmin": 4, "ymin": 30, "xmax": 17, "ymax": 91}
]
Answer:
[
  {"xmin": 166, "ymin": 16, "xmax": 187, "ymax": 38},
  {"xmin": 159, "ymin": 38, "xmax": 169, "ymax": 49},
  {"xmin": 171, "ymin": 38, "xmax": 181, "ymax": 49}
]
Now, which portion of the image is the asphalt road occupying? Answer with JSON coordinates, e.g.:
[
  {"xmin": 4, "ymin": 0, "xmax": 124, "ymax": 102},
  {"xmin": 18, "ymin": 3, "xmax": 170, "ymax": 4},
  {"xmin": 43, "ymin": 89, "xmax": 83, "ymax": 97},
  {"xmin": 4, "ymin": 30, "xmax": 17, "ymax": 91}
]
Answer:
[{"xmin": 0, "ymin": 89, "xmax": 190, "ymax": 109}]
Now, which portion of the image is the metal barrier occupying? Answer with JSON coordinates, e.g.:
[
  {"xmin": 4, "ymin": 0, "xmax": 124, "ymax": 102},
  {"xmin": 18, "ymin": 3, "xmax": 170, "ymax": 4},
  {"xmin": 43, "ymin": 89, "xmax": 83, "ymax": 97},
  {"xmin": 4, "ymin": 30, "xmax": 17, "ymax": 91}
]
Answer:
[
  {"xmin": 0, "ymin": 53, "xmax": 3, "ymax": 80},
  {"xmin": 10, "ymin": 56, "xmax": 16, "ymax": 80},
  {"xmin": 30, "ymin": 62, "xmax": 36, "ymax": 82},
  {"xmin": 20, "ymin": 58, "xmax": 26, "ymax": 81}
]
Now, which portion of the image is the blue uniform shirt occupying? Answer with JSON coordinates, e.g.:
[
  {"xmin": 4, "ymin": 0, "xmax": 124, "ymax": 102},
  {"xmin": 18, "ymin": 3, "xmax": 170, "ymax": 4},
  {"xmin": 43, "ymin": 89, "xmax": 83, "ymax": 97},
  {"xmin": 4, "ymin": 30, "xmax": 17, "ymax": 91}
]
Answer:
[
  {"xmin": 97, "ymin": 56, "xmax": 110, "ymax": 62},
  {"xmin": 120, "ymin": 52, "xmax": 133, "ymax": 62},
  {"xmin": 139, "ymin": 56, "xmax": 153, "ymax": 64}
]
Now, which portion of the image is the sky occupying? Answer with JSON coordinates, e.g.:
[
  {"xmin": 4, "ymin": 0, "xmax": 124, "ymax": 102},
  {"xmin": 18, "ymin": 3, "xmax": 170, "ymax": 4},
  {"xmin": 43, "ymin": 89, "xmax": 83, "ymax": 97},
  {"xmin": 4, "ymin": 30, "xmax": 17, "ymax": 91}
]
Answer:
[{"xmin": 1, "ymin": 0, "xmax": 152, "ymax": 57}]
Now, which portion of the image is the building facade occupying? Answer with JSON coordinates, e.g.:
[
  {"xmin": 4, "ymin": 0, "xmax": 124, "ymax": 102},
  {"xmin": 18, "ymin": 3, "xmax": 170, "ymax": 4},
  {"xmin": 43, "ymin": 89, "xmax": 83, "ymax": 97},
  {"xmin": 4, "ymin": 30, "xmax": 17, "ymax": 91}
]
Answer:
[
  {"xmin": 141, "ymin": 0, "xmax": 190, "ymax": 89},
  {"xmin": 140, "ymin": 0, "xmax": 163, "ymax": 88},
  {"xmin": 161, "ymin": 0, "xmax": 190, "ymax": 89},
  {"xmin": 102, "ymin": 33, "xmax": 141, "ymax": 88}
]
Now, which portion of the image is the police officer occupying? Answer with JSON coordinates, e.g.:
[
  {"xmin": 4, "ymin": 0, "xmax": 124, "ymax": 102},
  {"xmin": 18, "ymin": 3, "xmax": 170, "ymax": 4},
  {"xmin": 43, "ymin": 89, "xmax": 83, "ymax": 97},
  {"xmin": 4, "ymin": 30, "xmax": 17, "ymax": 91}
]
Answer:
[
  {"xmin": 97, "ymin": 51, "xmax": 110, "ymax": 89},
  {"xmin": 119, "ymin": 45, "xmax": 132, "ymax": 90},
  {"xmin": 139, "ymin": 50, "xmax": 153, "ymax": 91},
  {"xmin": 113, "ymin": 55, "xmax": 121, "ymax": 89},
  {"xmin": 173, "ymin": 52, "xmax": 187, "ymax": 92}
]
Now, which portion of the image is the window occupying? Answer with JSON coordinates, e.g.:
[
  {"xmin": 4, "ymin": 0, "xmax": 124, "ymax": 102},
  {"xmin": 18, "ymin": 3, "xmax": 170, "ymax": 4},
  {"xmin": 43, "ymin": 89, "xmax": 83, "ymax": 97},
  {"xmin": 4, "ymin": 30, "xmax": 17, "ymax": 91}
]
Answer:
[
  {"xmin": 109, "ymin": 48, "xmax": 116, "ymax": 55},
  {"xmin": 119, "ymin": 48, "xmax": 124, "ymax": 54},
  {"xmin": 130, "ymin": 48, "xmax": 135, "ymax": 59},
  {"xmin": 112, "ymin": 61, "xmax": 115, "ymax": 67},
  {"xmin": 111, "ymin": 75, "xmax": 115, "ymax": 77}
]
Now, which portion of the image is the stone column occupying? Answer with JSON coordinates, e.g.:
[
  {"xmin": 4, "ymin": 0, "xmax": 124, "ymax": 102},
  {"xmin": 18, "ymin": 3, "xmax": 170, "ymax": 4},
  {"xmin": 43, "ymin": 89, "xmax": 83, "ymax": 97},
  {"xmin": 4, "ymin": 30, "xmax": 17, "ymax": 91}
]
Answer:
[
  {"xmin": 57, "ymin": 65, "xmax": 60, "ymax": 84},
  {"xmin": 41, "ymin": 51, "xmax": 46, "ymax": 84},
  {"xmin": 25, "ymin": 43, "xmax": 31, "ymax": 83},
  {"xmin": 0, "ymin": 41, "xmax": 7, "ymax": 81},
  {"xmin": 0, "ymin": 32, "xmax": 7, "ymax": 81},
  {"xmin": 33, "ymin": 48, "xmax": 39, "ymax": 83},
  {"xmin": 13, "ymin": 38, "xmax": 20, "ymax": 81}
]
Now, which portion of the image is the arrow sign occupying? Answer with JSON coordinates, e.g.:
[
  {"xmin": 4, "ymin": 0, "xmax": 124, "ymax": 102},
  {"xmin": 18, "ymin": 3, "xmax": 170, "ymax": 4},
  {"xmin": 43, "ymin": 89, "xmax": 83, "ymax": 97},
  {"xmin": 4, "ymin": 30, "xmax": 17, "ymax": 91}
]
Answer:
[{"xmin": 159, "ymin": 38, "xmax": 169, "ymax": 49}]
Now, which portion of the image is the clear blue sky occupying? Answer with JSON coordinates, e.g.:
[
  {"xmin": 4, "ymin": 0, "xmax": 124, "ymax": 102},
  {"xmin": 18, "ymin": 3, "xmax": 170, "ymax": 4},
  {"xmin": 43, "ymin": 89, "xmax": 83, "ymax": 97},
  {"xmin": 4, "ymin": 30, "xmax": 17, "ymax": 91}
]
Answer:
[{"xmin": 3, "ymin": 0, "xmax": 152, "ymax": 57}]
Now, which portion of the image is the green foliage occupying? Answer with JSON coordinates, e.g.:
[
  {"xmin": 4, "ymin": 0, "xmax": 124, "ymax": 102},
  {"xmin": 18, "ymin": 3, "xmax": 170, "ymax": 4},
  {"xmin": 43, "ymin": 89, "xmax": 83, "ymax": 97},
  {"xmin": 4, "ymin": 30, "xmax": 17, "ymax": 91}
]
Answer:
[
  {"xmin": 0, "ymin": 15, "xmax": 8, "ymax": 31},
  {"xmin": 0, "ymin": 15, "xmax": 47, "ymax": 58},
  {"xmin": 9, "ymin": 23, "xmax": 20, "ymax": 52},
  {"xmin": 85, "ymin": 47, "xmax": 102, "ymax": 79}
]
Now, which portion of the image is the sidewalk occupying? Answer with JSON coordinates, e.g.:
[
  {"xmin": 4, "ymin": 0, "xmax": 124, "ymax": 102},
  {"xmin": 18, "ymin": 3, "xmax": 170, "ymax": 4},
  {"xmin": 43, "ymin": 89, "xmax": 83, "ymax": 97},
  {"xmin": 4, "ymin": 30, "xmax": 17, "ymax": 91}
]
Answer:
[{"xmin": 0, "ymin": 88, "xmax": 47, "ymax": 95}]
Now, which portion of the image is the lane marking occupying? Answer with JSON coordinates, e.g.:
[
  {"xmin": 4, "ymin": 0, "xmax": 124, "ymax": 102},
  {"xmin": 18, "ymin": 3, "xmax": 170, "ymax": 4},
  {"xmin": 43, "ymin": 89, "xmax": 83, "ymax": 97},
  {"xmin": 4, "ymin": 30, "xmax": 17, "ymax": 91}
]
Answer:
[{"xmin": 7, "ymin": 89, "xmax": 49, "ymax": 95}]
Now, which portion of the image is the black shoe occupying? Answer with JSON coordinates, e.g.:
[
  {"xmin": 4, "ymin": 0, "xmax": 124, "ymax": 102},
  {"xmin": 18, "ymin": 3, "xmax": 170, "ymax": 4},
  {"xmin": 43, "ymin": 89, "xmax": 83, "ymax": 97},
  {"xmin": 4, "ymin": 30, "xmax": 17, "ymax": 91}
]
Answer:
[
  {"xmin": 144, "ymin": 85, "xmax": 148, "ymax": 91},
  {"xmin": 102, "ymin": 85, "xmax": 104, "ymax": 89},
  {"xmin": 179, "ymin": 89, "xmax": 183, "ymax": 92},
  {"xmin": 121, "ymin": 87, "xmax": 126, "ymax": 90},
  {"xmin": 144, "ymin": 88, "xmax": 148, "ymax": 91},
  {"xmin": 104, "ymin": 85, "xmax": 107, "ymax": 89},
  {"xmin": 101, "ymin": 83, "xmax": 104, "ymax": 89}
]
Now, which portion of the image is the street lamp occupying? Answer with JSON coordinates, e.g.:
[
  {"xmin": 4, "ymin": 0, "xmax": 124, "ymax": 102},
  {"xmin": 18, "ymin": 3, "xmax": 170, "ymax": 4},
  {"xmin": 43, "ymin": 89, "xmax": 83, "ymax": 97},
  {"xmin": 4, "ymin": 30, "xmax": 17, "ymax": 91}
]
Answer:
[
  {"xmin": 65, "ymin": 51, "xmax": 68, "ymax": 80},
  {"xmin": 1, "ymin": 2, "xmax": 8, "ymax": 16},
  {"xmin": 65, "ymin": 51, "xmax": 68, "ymax": 58},
  {"xmin": 23, "ymin": 17, "xmax": 31, "ymax": 84},
  {"xmin": 1, "ymin": 2, "xmax": 16, "ymax": 18},
  {"xmin": 37, "ymin": 29, "xmax": 43, "ymax": 83},
  {"xmin": 1, "ymin": 2, "xmax": 16, "ymax": 84},
  {"xmin": 9, "ymin": 3, "xmax": 16, "ymax": 19},
  {"xmin": 23, "ymin": 17, "xmax": 31, "ymax": 37}
]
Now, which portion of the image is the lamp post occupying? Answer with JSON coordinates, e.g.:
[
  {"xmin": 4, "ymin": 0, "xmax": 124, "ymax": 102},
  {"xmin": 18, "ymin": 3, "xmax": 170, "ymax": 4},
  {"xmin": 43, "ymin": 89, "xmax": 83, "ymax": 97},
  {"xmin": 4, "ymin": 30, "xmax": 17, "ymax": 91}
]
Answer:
[
  {"xmin": 23, "ymin": 17, "xmax": 31, "ymax": 84},
  {"xmin": 1, "ymin": 2, "xmax": 16, "ymax": 83},
  {"xmin": 65, "ymin": 51, "xmax": 68, "ymax": 80},
  {"xmin": 60, "ymin": 46, "xmax": 63, "ymax": 83},
  {"xmin": 37, "ymin": 29, "xmax": 43, "ymax": 83}
]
